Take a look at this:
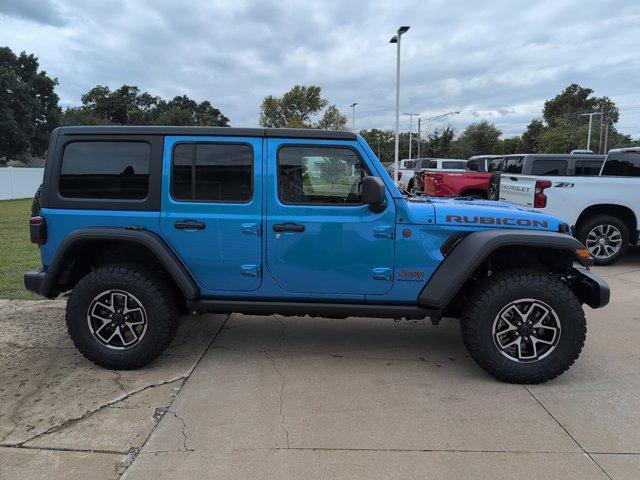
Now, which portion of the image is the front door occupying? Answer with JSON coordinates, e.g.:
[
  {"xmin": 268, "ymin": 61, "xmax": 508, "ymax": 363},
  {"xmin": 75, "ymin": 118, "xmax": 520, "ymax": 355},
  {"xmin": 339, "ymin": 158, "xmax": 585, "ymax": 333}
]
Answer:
[
  {"xmin": 160, "ymin": 136, "xmax": 262, "ymax": 292},
  {"xmin": 265, "ymin": 139, "xmax": 396, "ymax": 295}
]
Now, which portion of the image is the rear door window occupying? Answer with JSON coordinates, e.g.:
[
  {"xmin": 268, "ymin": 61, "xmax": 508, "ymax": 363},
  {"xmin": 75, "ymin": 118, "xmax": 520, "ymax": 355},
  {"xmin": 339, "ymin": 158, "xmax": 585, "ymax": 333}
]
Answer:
[
  {"xmin": 531, "ymin": 160, "xmax": 567, "ymax": 176},
  {"xmin": 428, "ymin": 160, "xmax": 438, "ymax": 169},
  {"xmin": 574, "ymin": 160, "xmax": 604, "ymax": 176},
  {"xmin": 601, "ymin": 151, "xmax": 640, "ymax": 176},
  {"xmin": 442, "ymin": 161, "xmax": 466, "ymax": 169},
  {"xmin": 171, "ymin": 143, "xmax": 253, "ymax": 202},
  {"xmin": 488, "ymin": 157, "xmax": 505, "ymax": 172},
  {"xmin": 466, "ymin": 159, "xmax": 479, "ymax": 171},
  {"xmin": 503, "ymin": 157, "xmax": 524, "ymax": 174},
  {"xmin": 59, "ymin": 141, "xmax": 150, "ymax": 199}
]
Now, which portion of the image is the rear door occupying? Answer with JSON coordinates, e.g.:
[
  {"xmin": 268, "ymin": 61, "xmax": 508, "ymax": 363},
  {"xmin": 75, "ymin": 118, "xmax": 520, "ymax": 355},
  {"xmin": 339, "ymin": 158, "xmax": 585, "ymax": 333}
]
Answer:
[
  {"xmin": 160, "ymin": 136, "xmax": 263, "ymax": 292},
  {"xmin": 265, "ymin": 139, "xmax": 396, "ymax": 295}
]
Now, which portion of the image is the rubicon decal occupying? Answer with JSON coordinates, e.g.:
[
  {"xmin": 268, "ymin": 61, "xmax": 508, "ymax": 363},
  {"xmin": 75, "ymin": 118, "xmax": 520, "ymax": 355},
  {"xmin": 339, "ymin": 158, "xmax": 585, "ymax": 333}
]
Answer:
[{"xmin": 445, "ymin": 215, "xmax": 549, "ymax": 228}]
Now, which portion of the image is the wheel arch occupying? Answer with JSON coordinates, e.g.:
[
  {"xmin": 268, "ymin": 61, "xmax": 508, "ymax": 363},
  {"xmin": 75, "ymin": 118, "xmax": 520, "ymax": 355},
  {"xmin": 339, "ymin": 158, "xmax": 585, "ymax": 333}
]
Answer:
[
  {"xmin": 576, "ymin": 204, "xmax": 637, "ymax": 240},
  {"xmin": 44, "ymin": 228, "xmax": 199, "ymax": 301},
  {"xmin": 418, "ymin": 229, "xmax": 593, "ymax": 311}
]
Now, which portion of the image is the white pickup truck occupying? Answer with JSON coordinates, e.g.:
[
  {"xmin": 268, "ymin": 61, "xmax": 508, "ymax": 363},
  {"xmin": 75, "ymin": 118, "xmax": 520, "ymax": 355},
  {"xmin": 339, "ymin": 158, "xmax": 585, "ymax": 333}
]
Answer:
[{"xmin": 499, "ymin": 147, "xmax": 640, "ymax": 265}]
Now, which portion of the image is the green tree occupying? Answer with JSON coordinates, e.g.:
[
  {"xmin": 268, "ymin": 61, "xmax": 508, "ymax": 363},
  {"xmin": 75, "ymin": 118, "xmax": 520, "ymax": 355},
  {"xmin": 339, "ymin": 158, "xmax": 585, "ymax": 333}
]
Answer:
[
  {"xmin": 259, "ymin": 85, "xmax": 346, "ymax": 129},
  {"xmin": 358, "ymin": 128, "xmax": 395, "ymax": 162},
  {"xmin": 453, "ymin": 121, "xmax": 502, "ymax": 157},
  {"xmin": 543, "ymin": 83, "xmax": 619, "ymax": 130},
  {"xmin": 0, "ymin": 47, "xmax": 61, "ymax": 159},
  {"xmin": 316, "ymin": 104, "xmax": 348, "ymax": 130},
  {"xmin": 318, "ymin": 157, "xmax": 346, "ymax": 187},
  {"xmin": 522, "ymin": 119, "xmax": 545, "ymax": 152},
  {"xmin": 499, "ymin": 136, "xmax": 525, "ymax": 154},
  {"xmin": 63, "ymin": 86, "xmax": 229, "ymax": 127},
  {"xmin": 421, "ymin": 125, "xmax": 457, "ymax": 158}
]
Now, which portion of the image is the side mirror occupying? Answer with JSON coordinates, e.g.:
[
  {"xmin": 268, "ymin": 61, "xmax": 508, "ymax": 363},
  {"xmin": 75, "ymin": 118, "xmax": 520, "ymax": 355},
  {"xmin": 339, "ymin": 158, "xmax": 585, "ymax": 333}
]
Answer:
[{"xmin": 360, "ymin": 176, "xmax": 386, "ymax": 212}]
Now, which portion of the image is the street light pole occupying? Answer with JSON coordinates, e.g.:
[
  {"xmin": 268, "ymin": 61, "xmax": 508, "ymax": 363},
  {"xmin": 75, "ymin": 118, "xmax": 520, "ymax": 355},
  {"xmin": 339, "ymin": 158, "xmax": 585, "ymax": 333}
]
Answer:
[
  {"xmin": 403, "ymin": 112, "xmax": 419, "ymax": 159},
  {"xmin": 350, "ymin": 103, "xmax": 358, "ymax": 132},
  {"xmin": 580, "ymin": 112, "xmax": 603, "ymax": 151},
  {"xmin": 417, "ymin": 117, "xmax": 421, "ymax": 158},
  {"xmin": 390, "ymin": 26, "xmax": 410, "ymax": 184}
]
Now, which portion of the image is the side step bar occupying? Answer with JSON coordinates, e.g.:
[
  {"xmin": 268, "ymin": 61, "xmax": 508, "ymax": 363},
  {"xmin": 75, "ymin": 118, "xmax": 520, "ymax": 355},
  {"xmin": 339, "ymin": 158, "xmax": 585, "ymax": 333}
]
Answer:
[{"xmin": 186, "ymin": 299, "xmax": 439, "ymax": 319}]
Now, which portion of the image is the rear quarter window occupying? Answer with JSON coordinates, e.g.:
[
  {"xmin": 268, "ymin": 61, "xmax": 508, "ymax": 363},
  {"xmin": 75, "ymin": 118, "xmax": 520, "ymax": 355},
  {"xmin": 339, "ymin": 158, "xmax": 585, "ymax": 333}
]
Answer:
[
  {"xmin": 574, "ymin": 160, "xmax": 604, "ymax": 176},
  {"xmin": 59, "ymin": 141, "xmax": 150, "ymax": 199},
  {"xmin": 530, "ymin": 159, "xmax": 567, "ymax": 176},
  {"xmin": 504, "ymin": 157, "xmax": 524, "ymax": 174}
]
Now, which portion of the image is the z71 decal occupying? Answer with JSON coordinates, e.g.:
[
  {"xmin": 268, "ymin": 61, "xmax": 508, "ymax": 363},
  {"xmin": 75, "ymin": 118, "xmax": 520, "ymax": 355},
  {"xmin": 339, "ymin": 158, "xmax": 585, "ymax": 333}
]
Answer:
[{"xmin": 445, "ymin": 215, "xmax": 549, "ymax": 228}]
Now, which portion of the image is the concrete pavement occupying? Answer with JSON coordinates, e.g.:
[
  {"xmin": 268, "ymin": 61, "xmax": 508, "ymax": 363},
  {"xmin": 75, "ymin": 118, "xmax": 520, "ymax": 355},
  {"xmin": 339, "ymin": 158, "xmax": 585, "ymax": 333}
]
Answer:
[{"xmin": 2, "ymin": 257, "xmax": 640, "ymax": 479}]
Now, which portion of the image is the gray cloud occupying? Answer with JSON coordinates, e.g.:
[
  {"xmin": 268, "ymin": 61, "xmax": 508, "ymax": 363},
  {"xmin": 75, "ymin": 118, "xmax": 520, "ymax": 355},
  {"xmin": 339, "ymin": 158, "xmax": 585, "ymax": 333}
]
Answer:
[
  {"xmin": 0, "ymin": 0, "xmax": 638, "ymax": 138},
  {"xmin": 0, "ymin": 0, "xmax": 66, "ymax": 26}
]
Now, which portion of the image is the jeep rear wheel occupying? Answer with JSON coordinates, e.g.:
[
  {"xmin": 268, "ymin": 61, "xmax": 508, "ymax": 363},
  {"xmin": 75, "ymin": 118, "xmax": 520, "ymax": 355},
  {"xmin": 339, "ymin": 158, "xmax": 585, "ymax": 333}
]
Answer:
[
  {"xmin": 461, "ymin": 270, "xmax": 586, "ymax": 384},
  {"xmin": 66, "ymin": 264, "xmax": 179, "ymax": 370},
  {"xmin": 577, "ymin": 215, "xmax": 628, "ymax": 265}
]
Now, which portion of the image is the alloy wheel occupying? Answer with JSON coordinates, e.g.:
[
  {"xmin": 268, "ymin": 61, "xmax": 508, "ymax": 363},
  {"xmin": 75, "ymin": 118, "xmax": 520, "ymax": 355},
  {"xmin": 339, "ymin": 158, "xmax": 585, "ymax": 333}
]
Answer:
[
  {"xmin": 585, "ymin": 224, "xmax": 622, "ymax": 260},
  {"xmin": 492, "ymin": 298, "xmax": 561, "ymax": 363},
  {"xmin": 87, "ymin": 289, "xmax": 148, "ymax": 350}
]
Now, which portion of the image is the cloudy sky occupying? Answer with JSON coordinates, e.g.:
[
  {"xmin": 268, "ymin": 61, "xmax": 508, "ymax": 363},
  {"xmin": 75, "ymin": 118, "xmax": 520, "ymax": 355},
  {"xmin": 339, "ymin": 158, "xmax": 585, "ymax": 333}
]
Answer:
[{"xmin": 1, "ymin": 0, "xmax": 639, "ymax": 138}]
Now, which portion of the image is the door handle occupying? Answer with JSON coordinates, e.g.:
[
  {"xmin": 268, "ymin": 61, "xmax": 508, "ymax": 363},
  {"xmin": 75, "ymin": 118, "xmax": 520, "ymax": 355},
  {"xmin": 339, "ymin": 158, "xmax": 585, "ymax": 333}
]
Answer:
[
  {"xmin": 273, "ymin": 223, "xmax": 305, "ymax": 232},
  {"xmin": 174, "ymin": 220, "xmax": 206, "ymax": 230}
]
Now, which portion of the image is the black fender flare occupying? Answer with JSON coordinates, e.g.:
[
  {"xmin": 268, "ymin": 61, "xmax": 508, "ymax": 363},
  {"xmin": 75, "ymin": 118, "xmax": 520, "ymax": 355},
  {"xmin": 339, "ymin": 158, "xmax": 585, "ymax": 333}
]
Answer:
[
  {"xmin": 43, "ymin": 227, "xmax": 199, "ymax": 300},
  {"xmin": 418, "ymin": 229, "xmax": 593, "ymax": 310}
]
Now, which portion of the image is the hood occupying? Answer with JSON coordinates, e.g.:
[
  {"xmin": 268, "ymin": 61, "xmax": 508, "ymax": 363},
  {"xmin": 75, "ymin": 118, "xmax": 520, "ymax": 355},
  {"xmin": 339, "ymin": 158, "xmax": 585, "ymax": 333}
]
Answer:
[{"xmin": 398, "ymin": 197, "xmax": 568, "ymax": 232}]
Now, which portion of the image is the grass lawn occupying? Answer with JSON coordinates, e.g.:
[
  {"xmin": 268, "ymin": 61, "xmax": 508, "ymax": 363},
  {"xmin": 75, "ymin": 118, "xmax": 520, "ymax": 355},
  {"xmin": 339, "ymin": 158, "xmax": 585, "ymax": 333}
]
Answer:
[{"xmin": 0, "ymin": 198, "xmax": 40, "ymax": 299}]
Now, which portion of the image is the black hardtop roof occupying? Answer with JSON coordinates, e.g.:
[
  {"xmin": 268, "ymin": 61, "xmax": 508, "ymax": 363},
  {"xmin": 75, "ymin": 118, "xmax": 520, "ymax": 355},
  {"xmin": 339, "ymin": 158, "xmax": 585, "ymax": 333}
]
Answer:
[
  {"xmin": 56, "ymin": 126, "xmax": 357, "ymax": 141},
  {"xmin": 504, "ymin": 153, "xmax": 606, "ymax": 159}
]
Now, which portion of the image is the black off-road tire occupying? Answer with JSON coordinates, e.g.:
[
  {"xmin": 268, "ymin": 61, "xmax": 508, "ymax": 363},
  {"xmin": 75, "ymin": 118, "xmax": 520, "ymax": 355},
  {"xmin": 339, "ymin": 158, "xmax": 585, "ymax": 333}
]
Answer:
[
  {"xmin": 408, "ymin": 178, "xmax": 415, "ymax": 194},
  {"xmin": 577, "ymin": 214, "xmax": 629, "ymax": 266},
  {"xmin": 31, "ymin": 183, "xmax": 43, "ymax": 217},
  {"xmin": 460, "ymin": 270, "xmax": 586, "ymax": 384},
  {"xmin": 66, "ymin": 264, "xmax": 180, "ymax": 370},
  {"xmin": 487, "ymin": 173, "xmax": 500, "ymax": 200}
]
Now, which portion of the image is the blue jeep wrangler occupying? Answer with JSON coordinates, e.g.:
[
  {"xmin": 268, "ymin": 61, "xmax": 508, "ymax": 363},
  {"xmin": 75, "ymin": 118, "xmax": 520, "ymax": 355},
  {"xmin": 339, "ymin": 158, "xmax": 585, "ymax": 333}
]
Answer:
[{"xmin": 25, "ymin": 126, "xmax": 609, "ymax": 383}]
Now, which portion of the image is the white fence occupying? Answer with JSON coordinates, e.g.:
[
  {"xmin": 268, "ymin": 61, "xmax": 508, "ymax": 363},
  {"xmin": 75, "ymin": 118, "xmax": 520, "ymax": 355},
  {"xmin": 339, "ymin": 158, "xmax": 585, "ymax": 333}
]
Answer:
[{"xmin": 0, "ymin": 167, "xmax": 44, "ymax": 200}]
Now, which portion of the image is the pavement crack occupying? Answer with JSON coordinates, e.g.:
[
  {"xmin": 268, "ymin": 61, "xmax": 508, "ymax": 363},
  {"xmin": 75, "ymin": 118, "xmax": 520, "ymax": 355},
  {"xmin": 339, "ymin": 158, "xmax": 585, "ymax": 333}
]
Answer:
[
  {"xmin": 116, "ymin": 313, "xmax": 231, "ymax": 478},
  {"xmin": 3, "ymin": 377, "xmax": 188, "ymax": 448},
  {"xmin": 264, "ymin": 351, "xmax": 290, "ymax": 449},
  {"xmin": 523, "ymin": 385, "xmax": 613, "ymax": 480},
  {"xmin": 168, "ymin": 410, "xmax": 193, "ymax": 452}
]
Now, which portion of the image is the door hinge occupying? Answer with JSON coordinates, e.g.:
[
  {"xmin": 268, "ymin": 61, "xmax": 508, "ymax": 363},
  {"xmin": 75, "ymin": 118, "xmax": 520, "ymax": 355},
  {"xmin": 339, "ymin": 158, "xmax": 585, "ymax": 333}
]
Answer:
[
  {"xmin": 372, "ymin": 267, "xmax": 392, "ymax": 281},
  {"xmin": 241, "ymin": 223, "xmax": 261, "ymax": 236},
  {"xmin": 241, "ymin": 264, "xmax": 261, "ymax": 277},
  {"xmin": 374, "ymin": 225, "xmax": 394, "ymax": 239}
]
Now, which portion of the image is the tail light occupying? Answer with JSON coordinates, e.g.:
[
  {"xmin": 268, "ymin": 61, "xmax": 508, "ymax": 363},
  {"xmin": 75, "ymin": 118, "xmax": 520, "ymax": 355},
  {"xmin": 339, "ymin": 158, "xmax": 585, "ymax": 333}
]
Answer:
[
  {"xmin": 398, "ymin": 171, "xmax": 402, "ymax": 180},
  {"xmin": 533, "ymin": 180, "xmax": 551, "ymax": 208},
  {"xmin": 29, "ymin": 216, "xmax": 47, "ymax": 245},
  {"xmin": 432, "ymin": 174, "xmax": 443, "ymax": 192}
]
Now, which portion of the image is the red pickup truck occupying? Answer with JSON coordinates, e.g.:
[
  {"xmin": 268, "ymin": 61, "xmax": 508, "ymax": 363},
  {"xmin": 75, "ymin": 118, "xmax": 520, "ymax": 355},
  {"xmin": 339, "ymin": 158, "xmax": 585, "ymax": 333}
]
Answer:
[{"xmin": 418, "ymin": 155, "xmax": 503, "ymax": 198}]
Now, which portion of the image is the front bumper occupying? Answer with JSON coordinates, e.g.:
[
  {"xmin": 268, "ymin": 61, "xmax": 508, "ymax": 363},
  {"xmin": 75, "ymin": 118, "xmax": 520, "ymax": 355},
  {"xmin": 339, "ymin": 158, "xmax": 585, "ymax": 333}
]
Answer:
[
  {"xmin": 24, "ymin": 269, "xmax": 57, "ymax": 299},
  {"xmin": 570, "ymin": 265, "xmax": 610, "ymax": 309}
]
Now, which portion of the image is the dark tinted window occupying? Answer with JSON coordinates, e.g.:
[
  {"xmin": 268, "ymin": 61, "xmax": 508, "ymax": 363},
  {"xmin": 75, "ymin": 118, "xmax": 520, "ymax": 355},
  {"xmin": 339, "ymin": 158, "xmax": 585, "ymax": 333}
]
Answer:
[
  {"xmin": 172, "ymin": 143, "xmax": 253, "ymax": 202},
  {"xmin": 574, "ymin": 160, "xmax": 604, "ymax": 176},
  {"xmin": 403, "ymin": 160, "xmax": 416, "ymax": 169},
  {"xmin": 504, "ymin": 157, "xmax": 524, "ymax": 174},
  {"xmin": 428, "ymin": 160, "xmax": 438, "ymax": 169},
  {"xmin": 60, "ymin": 142, "xmax": 150, "ymax": 199},
  {"xmin": 442, "ymin": 161, "xmax": 466, "ymax": 169},
  {"xmin": 278, "ymin": 146, "xmax": 367, "ymax": 205},
  {"xmin": 531, "ymin": 160, "xmax": 567, "ymax": 176},
  {"xmin": 488, "ymin": 157, "xmax": 505, "ymax": 172},
  {"xmin": 466, "ymin": 158, "xmax": 479, "ymax": 171},
  {"xmin": 601, "ymin": 151, "xmax": 640, "ymax": 176}
]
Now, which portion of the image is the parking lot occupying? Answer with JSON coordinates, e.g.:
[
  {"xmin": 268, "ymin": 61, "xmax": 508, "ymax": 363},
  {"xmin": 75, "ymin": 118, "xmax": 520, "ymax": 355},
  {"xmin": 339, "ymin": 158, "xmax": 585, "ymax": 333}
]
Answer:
[{"xmin": 0, "ymin": 255, "xmax": 638, "ymax": 480}]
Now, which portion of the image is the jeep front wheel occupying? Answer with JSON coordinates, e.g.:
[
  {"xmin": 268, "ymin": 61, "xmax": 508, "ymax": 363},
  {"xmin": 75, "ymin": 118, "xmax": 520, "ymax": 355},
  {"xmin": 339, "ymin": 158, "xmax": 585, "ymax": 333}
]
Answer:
[
  {"xmin": 66, "ymin": 264, "xmax": 179, "ymax": 369},
  {"xmin": 460, "ymin": 270, "xmax": 586, "ymax": 384}
]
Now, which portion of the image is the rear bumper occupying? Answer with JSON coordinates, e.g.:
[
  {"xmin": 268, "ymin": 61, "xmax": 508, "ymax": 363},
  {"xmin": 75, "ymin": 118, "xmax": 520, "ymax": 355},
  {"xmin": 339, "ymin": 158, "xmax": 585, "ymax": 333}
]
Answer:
[
  {"xmin": 571, "ymin": 265, "xmax": 610, "ymax": 309},
  {"xmin": 24, "ymin": 269, "xmax": 57, "ymax": 299}
]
